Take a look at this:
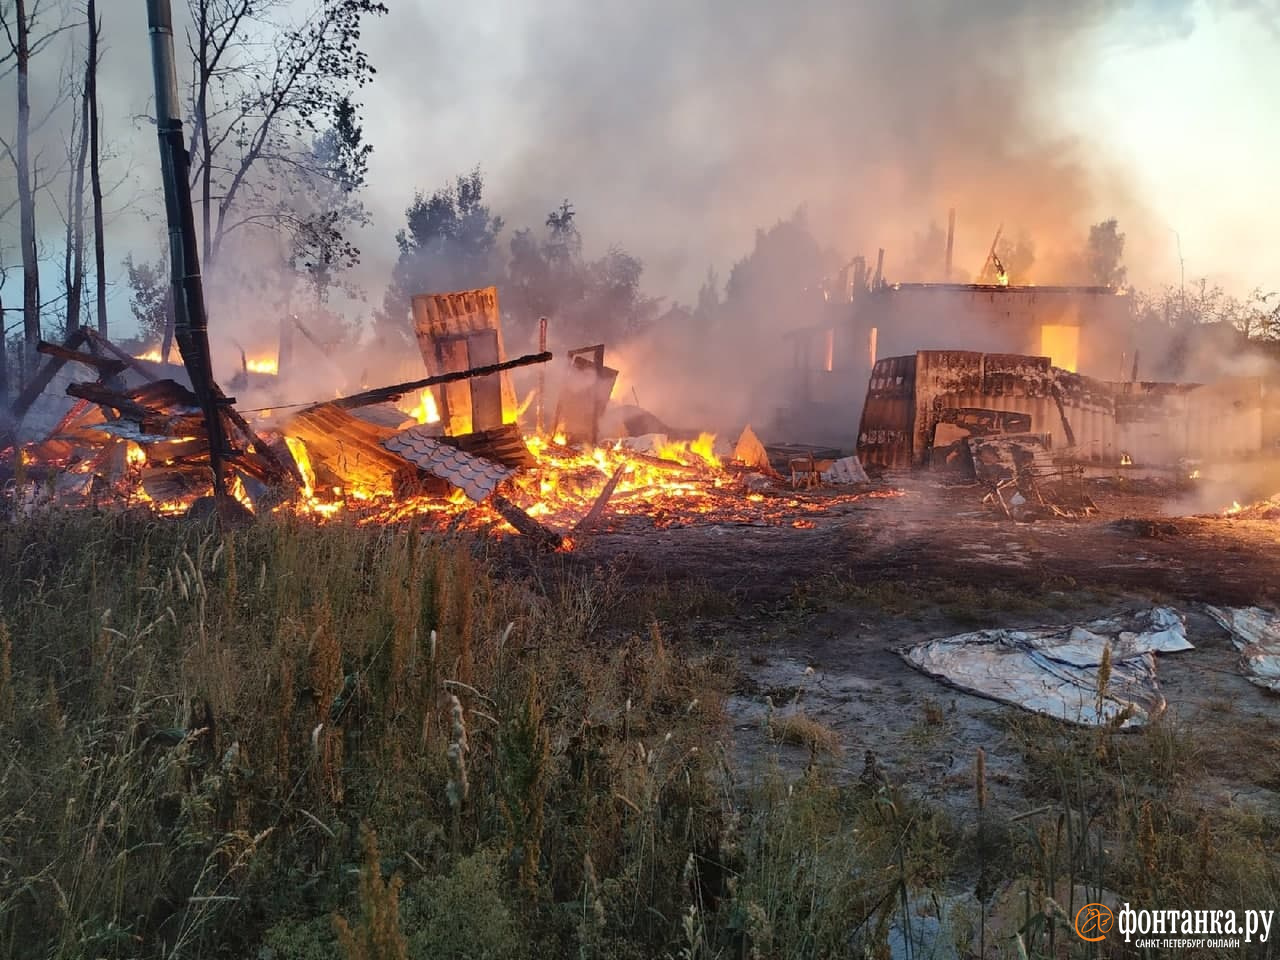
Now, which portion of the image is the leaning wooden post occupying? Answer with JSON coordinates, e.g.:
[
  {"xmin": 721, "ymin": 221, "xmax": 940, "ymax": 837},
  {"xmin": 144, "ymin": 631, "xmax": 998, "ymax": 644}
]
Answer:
[
  {"xmin": 146, "ymin": 0, "xmax": 230, "ymax": 503},
  {"xmin": 537, "ymin": 316, "xmax": 547, "ymax": 435}
]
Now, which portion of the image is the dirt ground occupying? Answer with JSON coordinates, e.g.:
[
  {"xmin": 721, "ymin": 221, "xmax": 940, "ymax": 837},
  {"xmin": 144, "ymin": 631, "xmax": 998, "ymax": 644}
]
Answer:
[{"xmin": 507, "ymin": 474, "xmax": 1280, "ymax": 829}]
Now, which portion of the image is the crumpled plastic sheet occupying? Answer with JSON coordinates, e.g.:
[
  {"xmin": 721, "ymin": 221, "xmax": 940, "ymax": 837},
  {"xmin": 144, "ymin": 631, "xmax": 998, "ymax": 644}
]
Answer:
[
  {"xmin": 1203, "ymin": 606, "xmax": 1280, "ymax": 693},
  {"xmin": 900, "ymin": 607, "xmax": 1192, "ymax": 727}
]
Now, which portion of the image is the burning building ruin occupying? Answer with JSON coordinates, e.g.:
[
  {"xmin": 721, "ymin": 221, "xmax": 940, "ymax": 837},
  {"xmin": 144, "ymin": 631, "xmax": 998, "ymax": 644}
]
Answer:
[
  {"xmin": 855, "ymin": 349, "xmax": 1272, "ymax": 471},
  {"xmin": 0, "ymin": 284, "xmax": 889, "ymax": 540},
  {"xmin": 780, "ymin": 271, "xmax": 1134, "ymax": 448}
]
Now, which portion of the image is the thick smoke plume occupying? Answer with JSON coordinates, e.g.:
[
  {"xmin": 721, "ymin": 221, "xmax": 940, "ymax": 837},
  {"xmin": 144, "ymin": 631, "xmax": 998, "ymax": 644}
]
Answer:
[
  {"xmin": 442, "ymin": 0, "xmax": 1196, "ymax": 294},
  {"xmin": 5, "ymin": 1, "xmax": 1276, "ymax": 438}
]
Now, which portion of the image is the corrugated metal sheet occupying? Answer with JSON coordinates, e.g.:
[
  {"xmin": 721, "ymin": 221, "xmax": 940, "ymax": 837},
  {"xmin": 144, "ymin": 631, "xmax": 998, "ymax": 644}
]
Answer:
[
  {"xmin": 286, "ymin": 403, "xmax": 409, "ymax": 489},
  {"xmin": 856, "ymin": 355, "xmax": 916, "ymax": 468}
]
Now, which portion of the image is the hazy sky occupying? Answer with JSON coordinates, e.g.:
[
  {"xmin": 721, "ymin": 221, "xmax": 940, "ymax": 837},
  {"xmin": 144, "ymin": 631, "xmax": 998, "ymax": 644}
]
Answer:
[
  {"xmin": 2, "ymin": 0, "xmax": 1277, "ymax": 340},
  {"xmin": 1060, "ymin": 1, "xmax": 1280, "ymax": 297}
]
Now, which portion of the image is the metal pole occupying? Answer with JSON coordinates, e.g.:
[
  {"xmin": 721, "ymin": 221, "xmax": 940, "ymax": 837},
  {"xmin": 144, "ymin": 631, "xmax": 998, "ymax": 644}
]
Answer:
[{"xmin": 147, "ymin": 0, "xmax": 229, "ymax": 502}]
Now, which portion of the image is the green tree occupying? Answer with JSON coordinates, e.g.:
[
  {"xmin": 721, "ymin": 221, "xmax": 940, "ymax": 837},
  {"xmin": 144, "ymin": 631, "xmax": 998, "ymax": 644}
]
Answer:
[
  {"xmin": 288, "ymin": 96, "xmax": 374, "ymax": 306},
  {"xmin": 504, "ymin": 200, "xmax": 659, "ymax": 347},
  {"xmin": 123, "ymin": 254, "xmax": 171, "ymax": 350},
  {"xmin": 374, "ymin": 168, "xmax": 504, "ymax": 347},
  {"xmin": 1085, "ymin": 218, "xmax": 1127, "ymax": 288}
]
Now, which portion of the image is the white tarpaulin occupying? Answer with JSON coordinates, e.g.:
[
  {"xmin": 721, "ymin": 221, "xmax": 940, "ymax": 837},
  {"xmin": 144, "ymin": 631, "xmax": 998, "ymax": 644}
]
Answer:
[
  {"xmin": 900, "ymin": 607, "xmax": 1191, "ymax": 727},
  {"xmin": 1203, "ymin": 606, "xmax": 1280, "ymax": 693}
]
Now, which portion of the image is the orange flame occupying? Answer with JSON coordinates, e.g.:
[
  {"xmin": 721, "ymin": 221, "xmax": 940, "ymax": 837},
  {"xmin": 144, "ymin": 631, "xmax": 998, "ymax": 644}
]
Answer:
[
  {"xmin": 401, "ymin": 389, "xmax": 441, "ymax": 425},
  {"xmin": 657, "ymin": 432, "xmax": 721, "ymax": 469}
]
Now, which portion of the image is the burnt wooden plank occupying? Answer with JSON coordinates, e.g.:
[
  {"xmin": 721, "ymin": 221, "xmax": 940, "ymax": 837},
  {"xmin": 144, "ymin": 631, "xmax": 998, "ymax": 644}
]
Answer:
[
  {"xmin": 572, "ymin": 465, "xmax": 626, "ymax": 535},
  {"xmin": 411, "ymin": 286, "xmax": 519, "ymax": 419},
  {"xmin": 322, "ymin": 352, "xmax": 553, "ymax": 413},
  {"xmin": 491, "ymin": 493, "xmax": 563, "ymax": 549},
  {"xmin": 36, "ymin": 340, "xmax": 127, "ymax": 377}
]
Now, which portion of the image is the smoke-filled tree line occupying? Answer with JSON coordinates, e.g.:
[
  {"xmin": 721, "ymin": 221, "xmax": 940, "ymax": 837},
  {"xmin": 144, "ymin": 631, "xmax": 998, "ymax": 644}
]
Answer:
[
  {"xmin": 2, "ymin": 2, "xmax": 1277, "ymax": 406},
  {"xmin": 0, "ymin": 0, "xmax": 388, "ymax": 394}
]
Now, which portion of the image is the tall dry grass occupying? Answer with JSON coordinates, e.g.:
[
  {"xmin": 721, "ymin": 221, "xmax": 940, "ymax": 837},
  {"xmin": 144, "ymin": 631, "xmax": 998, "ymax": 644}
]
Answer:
[
  {"xmin": 0, "ymin": 513, "xmax": 924, "ymax": 959},
  {"xmin": 3, "ymin": 513, "xmax": 1274, "ymax": 959}
]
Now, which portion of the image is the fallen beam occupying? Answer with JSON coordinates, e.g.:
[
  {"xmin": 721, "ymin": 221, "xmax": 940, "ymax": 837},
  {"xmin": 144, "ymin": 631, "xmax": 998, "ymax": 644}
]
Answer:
[
  {"xmin": 322, "ymin": 352, "xmax": 553, "ymax": 412},
  {"xmin": 4, "ymin": 328, "xmax": 91, "ymax": 430},
  {"xmin": 572, "ymin": 465, "xmax": 626, "ymax": 535},
  {"xmin": 82, "ymin": 329, "xmax": 162, "ymax": 383},
  {"xmin": 37, "ymin": 340, "xmax": 127, "ymax": 377},
  {"xmin": 67, "ymin": 381, "xmax": 163, "ymax": 422},
  {"xmin": 490, "ymin": 493, "xmax": 564, "ymax": 549}
]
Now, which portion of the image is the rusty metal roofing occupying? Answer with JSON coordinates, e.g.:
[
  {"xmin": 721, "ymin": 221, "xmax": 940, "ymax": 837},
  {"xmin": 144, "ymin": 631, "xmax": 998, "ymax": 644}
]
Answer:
[
  {"xmin": 383, "ymin": 427, "xmax": 516, "ymax": 502},
  {"xmin": 286, "ymin": 403, "xmax": 408, "ymax": 489}
]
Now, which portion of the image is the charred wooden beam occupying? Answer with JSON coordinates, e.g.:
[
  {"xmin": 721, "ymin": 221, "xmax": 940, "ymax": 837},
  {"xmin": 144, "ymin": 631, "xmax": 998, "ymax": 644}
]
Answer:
[
  {"xmin": 81, "ymin": 329, "xmax": 162, "ymax": 383},
  {"xmin": 1049, "ymin": 384, "xmax": 1077, "ymax": 448},
  {"xmin": 572, "ymin": 465, "xmax": 625, "ymax": 535},
  {"xmin": 322, "ymin": 352, "xmax": 553, "ymax": 412},
  {"xmin": 147, "ymin": 0, "xmax": 232, "ymax": 504},
  {"xmin": 65, "ymin": 382, "xmax": 208, "ymax": 438},
  {"xmin": 491, "ymin": 493, "xmax": 564, "ymax": 550},
  {"xmin": 66, "ymin": 380, "xmax": 155, "ymax": 421},
  {"xmin": 37, "ymin": 339, "xmax": 127, "ymax": 376},
  {"xmin": 219, "ymin": 394, "xmax": 300, "ymax": 488},
  {"xmin": 4, "ymin": 328, "xmax": 91, "ymax": 430}
]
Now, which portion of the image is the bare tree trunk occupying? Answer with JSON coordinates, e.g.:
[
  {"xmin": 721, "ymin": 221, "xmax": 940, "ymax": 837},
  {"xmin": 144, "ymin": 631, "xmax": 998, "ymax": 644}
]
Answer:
[
  {"xmin": 65, "ymin": 59, "xmax": 89, "ymax": 337},
  {"xmin": 15, "ymin": 0, "xmax": 40, "ymax": 381},
  {"xmin": 88, "ymin": 0, "xmax": 106, "ymax": 336},
  {"xmin": 193, "ymin": 0, "xmax": 214, "ymax": 263},
  {"xmin": 0, "ymin": 287, "xmax": 8, "ymax": 404}
]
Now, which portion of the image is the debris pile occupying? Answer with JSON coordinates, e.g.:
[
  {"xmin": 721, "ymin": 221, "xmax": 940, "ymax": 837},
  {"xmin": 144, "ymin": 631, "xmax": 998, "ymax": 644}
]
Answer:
[{"xmin": 1, "ymin": 287, "xmax": 882, "ymax": 543}]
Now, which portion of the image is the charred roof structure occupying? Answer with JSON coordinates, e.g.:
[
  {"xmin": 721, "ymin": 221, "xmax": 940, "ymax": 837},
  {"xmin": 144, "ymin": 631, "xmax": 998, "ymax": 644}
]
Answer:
[
  {"xmin": 856, "ymin": 349, "xmax": 1272, "ymax": 471},
  {"xmin": 777, "ymin": 277, "xmax": 1134, "ymax": 448}
]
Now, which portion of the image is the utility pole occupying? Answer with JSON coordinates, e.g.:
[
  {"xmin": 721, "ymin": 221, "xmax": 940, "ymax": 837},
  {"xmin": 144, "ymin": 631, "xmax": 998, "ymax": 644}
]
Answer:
[{"xmin": 146, "ymin": 0, "xmax": 229, "ymax": 502}]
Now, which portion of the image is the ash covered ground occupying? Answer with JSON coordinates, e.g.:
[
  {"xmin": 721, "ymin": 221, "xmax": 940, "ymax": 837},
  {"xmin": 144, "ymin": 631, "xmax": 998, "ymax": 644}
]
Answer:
[{"xmin": 502, "ymin": 474, "xmax": 1280, "ymax": 826}]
